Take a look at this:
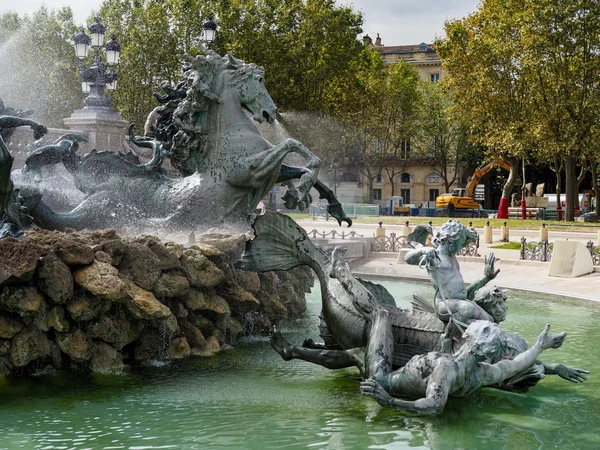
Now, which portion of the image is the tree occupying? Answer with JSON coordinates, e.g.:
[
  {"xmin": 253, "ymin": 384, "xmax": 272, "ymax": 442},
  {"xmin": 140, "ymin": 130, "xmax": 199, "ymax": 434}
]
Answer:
[
  {"xmin": 438, "ymin": 0, "xmax": 600, "ymax": 221},
  {"xmin": 437, "ymin": 2, "xmax": 536, "ymax": 218},
  {"xmin": 97, "ymin": 0, "xmax": 365, "ymax": 127},
  {"xmin": 0, "ymin": 8, "xmax": 82, "ymax": 127},
  {"xmin": 412, "ymin": 81, "xmax": 469, "ymax": 193}
]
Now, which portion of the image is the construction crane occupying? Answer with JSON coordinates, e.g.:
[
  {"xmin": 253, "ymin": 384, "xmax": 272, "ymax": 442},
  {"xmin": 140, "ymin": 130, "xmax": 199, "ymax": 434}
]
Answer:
[{"xmin": 436, "ymin": 158, "xmax": 510, "ymax": 210}]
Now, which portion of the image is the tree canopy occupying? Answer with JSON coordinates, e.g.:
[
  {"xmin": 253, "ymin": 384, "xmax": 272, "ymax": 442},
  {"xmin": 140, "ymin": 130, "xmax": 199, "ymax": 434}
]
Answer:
[
  {"xmin": 437, "ymin": 0, "xmax": 600, "ymax": 219},
  {"xmin": 0, "ymin": 7, "xmax": 82, "ymax": 127}
]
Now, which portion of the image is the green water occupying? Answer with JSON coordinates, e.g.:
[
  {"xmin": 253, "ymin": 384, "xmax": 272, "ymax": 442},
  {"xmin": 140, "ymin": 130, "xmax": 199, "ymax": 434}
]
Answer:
[{"xmin": 0, "ymin": 280, "xmax": 598, "ymax": 450}]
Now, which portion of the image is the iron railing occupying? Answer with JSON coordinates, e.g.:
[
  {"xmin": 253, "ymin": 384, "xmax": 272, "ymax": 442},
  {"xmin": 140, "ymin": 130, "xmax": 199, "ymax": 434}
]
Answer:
[
  {"xmin": 307, "ymin": 229, "xmax": 365, "ymax": 240},
  {"xmin": 520, "ymin": 237, "xmax": 600, "ymax": 265}
]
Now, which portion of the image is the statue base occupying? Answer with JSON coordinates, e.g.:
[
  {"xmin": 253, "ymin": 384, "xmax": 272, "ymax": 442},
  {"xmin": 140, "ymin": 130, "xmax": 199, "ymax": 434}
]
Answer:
[{"xmin": 63, "ymin": 107, "xmax": 128, "ymax": 153}]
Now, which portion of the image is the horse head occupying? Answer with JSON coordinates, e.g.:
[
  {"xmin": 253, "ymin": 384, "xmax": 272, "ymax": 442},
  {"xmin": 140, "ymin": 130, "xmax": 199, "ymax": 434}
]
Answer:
[{"xmin": 226, "ymin": 54, "xmax": 277, "ymax": 124}]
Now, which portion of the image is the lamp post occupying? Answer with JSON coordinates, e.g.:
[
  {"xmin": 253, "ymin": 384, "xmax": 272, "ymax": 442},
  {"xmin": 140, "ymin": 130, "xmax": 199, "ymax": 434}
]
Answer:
[
  {"xmin": 202, "ymin": 16, "xmax": 217, "ymax": 48},
  {"xmin": 72, "ymin": 17, "xmax": 121, "ymax": 109}
]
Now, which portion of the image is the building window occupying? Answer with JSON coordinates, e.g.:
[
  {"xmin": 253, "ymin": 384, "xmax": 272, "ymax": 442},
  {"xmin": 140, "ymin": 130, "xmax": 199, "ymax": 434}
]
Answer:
[
  {"xmin": 372, "ymin": 188, "xmax": 382, "ymax": 200},
  {"xmin": 400, "ymin": 188, "xmax": 411, "ymax": 204},
  {"xmin": 426, "ymin": 174, "xmax": 441, "ymax": 184},
  {"xmin": 374, "ymin": 174, "xmax": 384, "ymax": 183},
  {"xmin": 429, "ymin": 189, "xmax": 440, "ymax": 201},
  {"xmin": 398, "ymin": 172, "xmax": 412, "ymax": 183},
  {"xmin": 430, "ymin": 73, "xmax": 440, "ymax": 83},
  {"xmin": 398, "ymin": 139, "xmax": 411, "ymax": 159},
  {"xmin": 419, "ymin": 42, "xmax": 429, "ymax": 52}
]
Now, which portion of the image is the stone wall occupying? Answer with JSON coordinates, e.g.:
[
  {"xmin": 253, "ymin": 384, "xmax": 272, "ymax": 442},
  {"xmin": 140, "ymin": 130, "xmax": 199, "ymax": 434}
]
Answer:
[{"xmin": 0, "ymin": 229, "xmax": 313, "ymax": 376}]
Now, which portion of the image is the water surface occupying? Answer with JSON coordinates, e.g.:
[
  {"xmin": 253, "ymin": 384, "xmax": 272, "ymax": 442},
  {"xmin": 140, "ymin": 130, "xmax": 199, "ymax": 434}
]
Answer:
[{"xmin": 0, "ymin": 279, "xmax": 598, "ymax": 450}]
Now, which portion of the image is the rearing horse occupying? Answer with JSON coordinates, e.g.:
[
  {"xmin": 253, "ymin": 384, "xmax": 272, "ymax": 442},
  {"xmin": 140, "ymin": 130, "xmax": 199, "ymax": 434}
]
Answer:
[{"xmin": 21, "ymin": 50, "xmax": 350, "ymax": 232}]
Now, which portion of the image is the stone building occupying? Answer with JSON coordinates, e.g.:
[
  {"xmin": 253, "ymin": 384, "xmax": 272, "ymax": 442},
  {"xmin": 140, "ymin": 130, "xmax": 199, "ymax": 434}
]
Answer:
[{"xmin": 346, "ymin": 34, "xmax": 460, "ymax": 210}]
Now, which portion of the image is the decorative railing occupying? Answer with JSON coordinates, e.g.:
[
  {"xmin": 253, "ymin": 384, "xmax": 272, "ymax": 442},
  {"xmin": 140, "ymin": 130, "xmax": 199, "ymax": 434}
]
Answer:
[
  {"xmin": 520, "ymin": 237, "xmax": 600, "ymax": 265},
  {"xmin": 7, "ymin": 127, "xmax": 87, "ymax": 168},
  {"xmin": 307, "ymin": 229, "xmax": 365, "ymax": 240},
  {"xmin": 372, "ymin": 232, "xmax": 407, "ymax": 252},
  {"xmin": 306, "ymin": 226, "xmax": 480, "ymax": 256}
]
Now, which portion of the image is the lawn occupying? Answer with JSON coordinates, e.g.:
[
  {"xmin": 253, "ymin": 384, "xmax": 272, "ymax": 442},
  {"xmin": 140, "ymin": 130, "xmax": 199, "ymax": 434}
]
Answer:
[{"xmin": 285, "ymin": 212, "xmax": 600, "ymax": 232}]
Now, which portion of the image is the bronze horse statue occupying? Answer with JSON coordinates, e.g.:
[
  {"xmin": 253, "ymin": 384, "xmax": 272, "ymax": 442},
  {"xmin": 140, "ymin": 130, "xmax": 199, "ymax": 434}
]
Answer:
[{"xmin": 19, "ymin": 49, "xmax": 350, "ymax": 233}]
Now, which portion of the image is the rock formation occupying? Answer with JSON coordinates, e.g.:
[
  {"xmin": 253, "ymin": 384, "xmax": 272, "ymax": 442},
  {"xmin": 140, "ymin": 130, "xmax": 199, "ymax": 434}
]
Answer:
[{"xmin": 0, "ymin": 228, "xmax": 312, "ymax": 376}]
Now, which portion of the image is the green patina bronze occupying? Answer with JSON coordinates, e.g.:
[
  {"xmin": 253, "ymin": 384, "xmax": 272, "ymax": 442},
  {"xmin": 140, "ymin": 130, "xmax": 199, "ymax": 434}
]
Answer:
[
  {"xmin": 14, "ymin": 48, "xmax": 350, "ymax": 233},
  {"xmin": 238, "ymin": 212, "xmax": 588, "ymax": 415}
]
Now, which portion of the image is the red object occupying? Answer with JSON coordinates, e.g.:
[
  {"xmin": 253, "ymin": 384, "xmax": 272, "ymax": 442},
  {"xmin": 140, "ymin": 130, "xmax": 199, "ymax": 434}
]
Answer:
[
  {"xmin": 521, "ymin": 199, "xmax": 527, "ymax": 220},
  {"xmin": 557, "ymin": 204, "xmax": 563, "ymax": 221},
  {"xmin": 497, "ymin": 197, "xmax": 509, "ymax": 219}
]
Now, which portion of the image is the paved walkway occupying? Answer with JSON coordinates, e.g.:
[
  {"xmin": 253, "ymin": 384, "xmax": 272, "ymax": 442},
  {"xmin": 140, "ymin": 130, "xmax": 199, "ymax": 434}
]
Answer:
[
  {"xmin": 350, "ymin": 242, "xmax": 600, "ymax": 304},
  {"xmin": 295, "ymin": 218, "xmax": 600, "ymax": 303}
]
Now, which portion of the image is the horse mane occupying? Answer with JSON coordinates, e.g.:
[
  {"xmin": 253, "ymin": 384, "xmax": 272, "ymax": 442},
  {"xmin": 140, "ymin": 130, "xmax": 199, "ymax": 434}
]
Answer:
[{"xmin": 152, "ymin": 48, "xmax": 264, "ymax": 176}]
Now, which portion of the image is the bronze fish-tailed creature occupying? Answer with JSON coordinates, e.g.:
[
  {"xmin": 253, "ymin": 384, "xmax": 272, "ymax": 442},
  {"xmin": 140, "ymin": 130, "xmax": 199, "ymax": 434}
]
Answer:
[{"xmin": 236, "ymin": 211, "xmax": 446, "ymax": 368}]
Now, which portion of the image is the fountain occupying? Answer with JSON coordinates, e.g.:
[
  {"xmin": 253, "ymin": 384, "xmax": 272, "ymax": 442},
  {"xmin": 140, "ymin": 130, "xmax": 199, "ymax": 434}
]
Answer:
[
  {"xmin": 0, "ymin": 29, "xmax": 591, "ymax": 440},
  {"xmin": 238, "ymin": 212, "xmax": 588, "ymax": 416},
  {"xmin": 0, "ymin": 47, "xmax": 358, "ymax": 376}
]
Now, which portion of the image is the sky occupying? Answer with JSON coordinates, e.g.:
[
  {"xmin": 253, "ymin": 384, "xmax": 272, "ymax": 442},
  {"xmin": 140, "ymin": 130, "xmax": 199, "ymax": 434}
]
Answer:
[{"xmin": 1, "ymin": 0, "xmax": 482, "ymax": 45}]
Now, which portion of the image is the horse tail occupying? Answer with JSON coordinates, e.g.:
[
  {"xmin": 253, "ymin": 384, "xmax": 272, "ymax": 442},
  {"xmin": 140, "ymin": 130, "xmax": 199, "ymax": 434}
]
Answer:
[{"xmin": 236, "ymin": 211, "xmax": 329, "ymax": 273}]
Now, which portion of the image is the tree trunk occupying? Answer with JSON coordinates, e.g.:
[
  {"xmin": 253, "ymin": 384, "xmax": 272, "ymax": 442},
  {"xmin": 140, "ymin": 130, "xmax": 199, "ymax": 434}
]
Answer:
[
  {"xmin": 565, "ymin": 153, "xmax": 576, "ymax": 221},
  {"xmin": 556, "ymin": 172, "xmax": 563, "ymax": 221},
  {"xmin": 592, "ymin": 163, "xmax": 599, "ymax": 215},
  {"xmin": 498, "ymin": 158, "xmax": 519, "ymax": 219}
]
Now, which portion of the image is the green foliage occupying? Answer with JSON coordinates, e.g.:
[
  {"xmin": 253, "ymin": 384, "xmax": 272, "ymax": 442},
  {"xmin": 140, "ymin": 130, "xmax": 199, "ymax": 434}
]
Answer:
[
  {"xmin": 437, "ymin": 0, "xmax": 600, "ymax": 220},
  {"xmin": 412, "ymin": 81, "xmax": 470, "ymax": 192},
  {"xmin": 0, "ymin": 7, "xmax": 82, "ymax": 127},
  {"xmin": 96, "ymin": 0, "xmax": 365, "ymax": 127}
]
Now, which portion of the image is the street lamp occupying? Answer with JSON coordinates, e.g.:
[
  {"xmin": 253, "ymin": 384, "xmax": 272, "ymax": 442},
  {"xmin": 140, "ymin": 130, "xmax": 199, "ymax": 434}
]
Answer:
[
  {"xmin": 202, "ymin": 16, "xmax": 217, "ymax": 47},
  {"xmin": 72, "ymin": 17, "xmax": 121, "ymax": 108}
]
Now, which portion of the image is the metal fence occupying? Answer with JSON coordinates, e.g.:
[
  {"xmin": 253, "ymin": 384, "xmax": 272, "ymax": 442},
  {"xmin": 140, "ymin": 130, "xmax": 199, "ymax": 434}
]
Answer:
[
  {"xmin": 309, "ymin": 202, "xmax": 380, "ymax": 219},
  {"xmin": 371, "ymin": 233, "xmax": 479, "ymax": 255},
  {"xmin": 519, "ymin": 237, "xmax": 600, "ymax": 265},
  {"xmin": 307, "ymin": 229, "xmax": 365, "ymax": 240}
]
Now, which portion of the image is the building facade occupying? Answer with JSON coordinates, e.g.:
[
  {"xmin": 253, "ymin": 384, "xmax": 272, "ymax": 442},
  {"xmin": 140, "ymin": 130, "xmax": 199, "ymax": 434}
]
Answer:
[{"xmin": 344, "ymin": 34, "xmax": 460, "ymax": 209}]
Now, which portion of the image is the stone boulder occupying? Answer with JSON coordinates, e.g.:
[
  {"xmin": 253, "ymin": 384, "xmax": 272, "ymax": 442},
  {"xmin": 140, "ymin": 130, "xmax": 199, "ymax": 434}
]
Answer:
[
  {"xmin": 184, "ymin": 289, "xmax": 231, "ymax": 315},
  {"xmin": 54, "ymin": 238, "xmax": 95, "ymax": 266},
  {"xmin": 67, "ymin": 290, "xmax": 112, "ymax": 322},
  {"xmin": 117, "ymin": 243, "xmax": 161, "ymax": 290},
  {"xmin": 0, "ymin": 314, "xmax": 24, "ymax": 339},
  {"xmin": 56, "ymin": 328, "xmax": 92, "ymax": 362},
  {"xmin": 0, "ymin": 286, "xmax": 46, "ymax": 317},
  {"xmin": 0, "ymin": 339, "xmax": 11, "ymax": 355},
  {"xmin": 10, "ymin": 326, "xmax": 50, "ymax": 367},
  {"xmin": 180, "ymin": 249, "xmax": 225, "ymax": 288},
  {"xmin": 179, "ymin": 319, "xmax": 206, "ymax": 348},
  {"xmin": 37, "ymin": 253, "xmax": 74, "ymax": 304},
  {"xmin": 217, "ymin": 286, "xmax": 260, "ymax": 315},
  {"xmin": 236, "ymin": 270, "xmax": 260, "ymax": 294},
  {"xmin": 256, "ymin": 292, "xmax": 288, "ymax": 322},
  {"xmin": 153, "ymin": 272, "xmax": 190, "ymax": 298},
  {"xmin": 47, "ymin": 306, "xmax": 70, "ymax": 332},
  {"xmin": 133, "ymin": 328, "xmax": 168, "ymax": 361},
  {"xmin": 0, "ymin": 238, "xmax": 46, "ymax": 285},
  {"xmin": 87, "ymin": 313, "xmax": 142, "ymax": 350},
  {"xmin": 90, "ymin": 341, "xmax": 124, "ymax": 371},
  {"xmin": 191, "ymin": 335, "xmax": 220, "ymax": 356},
  {"xmin": 74, "ymin": 261, "xmax": 125, "ymax": 301},
  {"xmin": 123, "ymin": 282, "xmax": 173, "ymax": 321},
  {"xmin": 135, "ymin": 236, "xmax": 181, "ymax": 270},
  {"xmin": 167, "ymin": 336, "xmax": 191, "ymax": 359}
]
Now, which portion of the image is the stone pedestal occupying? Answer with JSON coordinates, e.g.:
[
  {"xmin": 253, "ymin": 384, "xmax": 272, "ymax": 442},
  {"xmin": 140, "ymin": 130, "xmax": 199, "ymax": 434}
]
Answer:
[
  {"xmin": 500, "ymin": 225, "xmax": 509, "ymax": 242},
  {"xmin": 63, "ymin": 107, "xmax": 128, "ymax": 153},
  {"xmin": 483, "ymin": 225, "xmax": 493, "ymax": 244}
]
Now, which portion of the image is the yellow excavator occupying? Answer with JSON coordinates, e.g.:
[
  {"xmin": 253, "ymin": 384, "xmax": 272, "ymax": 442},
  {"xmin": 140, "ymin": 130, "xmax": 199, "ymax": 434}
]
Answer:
[{"xmin": 436, "ymin": 158, "xmax": 510, "ymax": 210}]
